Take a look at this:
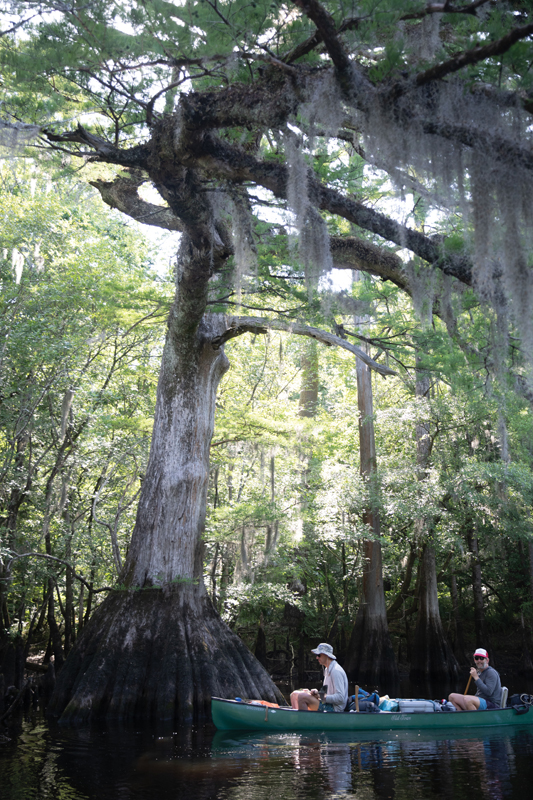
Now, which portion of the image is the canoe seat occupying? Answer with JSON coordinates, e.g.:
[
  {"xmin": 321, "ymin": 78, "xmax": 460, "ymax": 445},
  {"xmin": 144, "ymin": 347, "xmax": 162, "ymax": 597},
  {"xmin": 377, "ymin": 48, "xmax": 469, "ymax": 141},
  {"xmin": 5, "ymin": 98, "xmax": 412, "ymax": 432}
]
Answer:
[{"xmin": 500, "ymin": 687, "xmax": 508, "ymax": 708}]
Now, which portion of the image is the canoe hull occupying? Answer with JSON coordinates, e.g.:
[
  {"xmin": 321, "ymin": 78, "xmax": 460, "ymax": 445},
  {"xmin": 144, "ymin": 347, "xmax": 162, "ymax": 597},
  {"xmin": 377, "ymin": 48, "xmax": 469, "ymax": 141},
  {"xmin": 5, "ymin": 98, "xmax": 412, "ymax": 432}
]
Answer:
[{"xmin": 211, "ymin": 697, "xmax": 533, "ymax": 732}]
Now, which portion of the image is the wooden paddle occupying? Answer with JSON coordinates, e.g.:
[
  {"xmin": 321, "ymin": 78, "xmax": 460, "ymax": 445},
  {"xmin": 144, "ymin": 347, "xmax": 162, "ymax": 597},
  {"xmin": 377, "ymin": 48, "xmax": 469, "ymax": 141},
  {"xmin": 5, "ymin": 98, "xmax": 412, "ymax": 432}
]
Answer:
[
  {"xmin": 355, "ymin": 684, "xmax": 360, "ymax": 712},
  {"xmin": 464, "ymin": 674, "xmax": 473, "ymax": 695}
]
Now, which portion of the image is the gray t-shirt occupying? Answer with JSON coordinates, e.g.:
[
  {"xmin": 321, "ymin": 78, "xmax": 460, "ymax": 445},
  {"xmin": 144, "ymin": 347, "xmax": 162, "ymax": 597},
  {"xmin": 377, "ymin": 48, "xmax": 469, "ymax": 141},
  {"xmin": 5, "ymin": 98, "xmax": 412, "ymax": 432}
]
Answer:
[{"xmin": 475, "ymin": 665, "xmax": 502, "ymax": 706}]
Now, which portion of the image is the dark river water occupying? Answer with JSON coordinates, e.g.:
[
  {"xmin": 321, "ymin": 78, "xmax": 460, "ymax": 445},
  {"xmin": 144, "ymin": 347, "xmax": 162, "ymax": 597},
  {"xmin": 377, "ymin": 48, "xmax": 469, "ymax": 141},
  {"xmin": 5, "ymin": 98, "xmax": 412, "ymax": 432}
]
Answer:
[{"xmin": 3, "ymin": 710, "xmax": 533, "ymax": 800}]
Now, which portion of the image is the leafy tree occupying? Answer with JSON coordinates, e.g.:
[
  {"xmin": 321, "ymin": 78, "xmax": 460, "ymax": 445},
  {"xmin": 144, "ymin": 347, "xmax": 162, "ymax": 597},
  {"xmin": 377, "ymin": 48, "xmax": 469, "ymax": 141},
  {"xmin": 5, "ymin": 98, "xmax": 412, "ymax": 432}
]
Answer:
[{"xmin": 0, "ymin": 162, "xmax": 166, "ymax": 687}]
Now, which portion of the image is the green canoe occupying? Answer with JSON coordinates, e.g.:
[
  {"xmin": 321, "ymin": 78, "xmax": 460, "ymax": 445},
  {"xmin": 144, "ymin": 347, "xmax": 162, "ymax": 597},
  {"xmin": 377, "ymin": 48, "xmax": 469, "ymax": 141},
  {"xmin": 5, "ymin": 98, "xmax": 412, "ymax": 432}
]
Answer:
[{"xmin": 211, "ymin": 697, "xmax": 533, "ymax": 733}]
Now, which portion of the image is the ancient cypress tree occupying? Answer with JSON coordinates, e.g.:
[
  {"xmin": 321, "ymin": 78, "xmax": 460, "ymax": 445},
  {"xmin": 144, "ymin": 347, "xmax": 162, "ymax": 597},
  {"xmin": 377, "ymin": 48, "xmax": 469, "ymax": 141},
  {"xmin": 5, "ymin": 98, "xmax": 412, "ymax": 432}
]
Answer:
[{"xmin": 2, "ymin": 0, "xmax": 533, "ymax": 718}]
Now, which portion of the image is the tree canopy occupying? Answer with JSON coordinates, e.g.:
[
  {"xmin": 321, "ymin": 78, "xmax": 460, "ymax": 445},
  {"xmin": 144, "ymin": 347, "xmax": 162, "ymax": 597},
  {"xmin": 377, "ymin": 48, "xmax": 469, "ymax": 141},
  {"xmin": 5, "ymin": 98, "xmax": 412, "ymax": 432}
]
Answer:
[{"xmin": 1, "ymin": 1, "xmax": 532, "ymax": 357}]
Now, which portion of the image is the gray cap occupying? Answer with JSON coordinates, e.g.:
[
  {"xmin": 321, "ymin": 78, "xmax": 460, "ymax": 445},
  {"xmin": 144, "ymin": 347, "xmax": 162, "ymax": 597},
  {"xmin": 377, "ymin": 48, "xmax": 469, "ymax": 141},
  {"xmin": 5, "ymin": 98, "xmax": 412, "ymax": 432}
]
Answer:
[{"xmin": 311, "ymin": 643, "xmax": 336, "ymax": 660}]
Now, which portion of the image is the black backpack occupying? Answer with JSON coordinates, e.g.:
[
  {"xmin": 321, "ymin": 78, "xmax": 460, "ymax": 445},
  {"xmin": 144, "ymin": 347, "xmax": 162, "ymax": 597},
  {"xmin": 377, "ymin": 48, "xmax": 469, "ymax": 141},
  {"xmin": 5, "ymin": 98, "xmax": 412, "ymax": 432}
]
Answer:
[
  {"xmin": 508, "ymin": 693, "xmax": 533, "ymax": 707},
  {"xmin": 346, "ymin": 698, "xmax": 380, "ymax": 713}
]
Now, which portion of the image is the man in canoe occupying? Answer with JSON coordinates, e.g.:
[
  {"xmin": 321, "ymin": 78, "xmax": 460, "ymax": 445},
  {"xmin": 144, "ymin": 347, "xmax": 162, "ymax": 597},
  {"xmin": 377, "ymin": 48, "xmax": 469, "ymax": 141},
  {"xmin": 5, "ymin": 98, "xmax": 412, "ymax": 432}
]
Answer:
[
  {"xmin": 448, "ymin": 648, "xmax": 502, "ymax": 711},
  {"xmin": 290, "ymin": 643, "xmax": 348, "ymax": 712}
]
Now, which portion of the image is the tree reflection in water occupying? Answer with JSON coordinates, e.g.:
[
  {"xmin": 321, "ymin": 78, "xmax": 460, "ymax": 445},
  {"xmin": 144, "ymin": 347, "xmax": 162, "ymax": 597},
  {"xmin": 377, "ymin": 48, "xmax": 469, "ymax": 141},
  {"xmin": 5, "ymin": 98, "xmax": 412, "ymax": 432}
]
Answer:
[{"xmin": 2, "ymin": 714, "xmax": 533, "ymax": 799}]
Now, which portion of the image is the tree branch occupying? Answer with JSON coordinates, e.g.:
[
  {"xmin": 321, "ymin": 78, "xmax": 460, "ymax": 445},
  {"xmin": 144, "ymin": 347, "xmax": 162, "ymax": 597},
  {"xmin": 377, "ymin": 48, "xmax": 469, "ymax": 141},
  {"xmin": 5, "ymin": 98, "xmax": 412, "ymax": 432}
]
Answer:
[
  {"xmin": 4, "ymin": 552, "xmax": 113, "ymax": 592},
  {"xmin": 0, "ymin": 13, "xmax": 39, "ymax": 37},
  {"xmin": 402, "ymin": 0, "xmax": 492, "ymax": 21},
  {"xmin": 213, "ymin": 316, "xmax": 397, "ymax": 376},
  {"xmin": 284, "ymin": 1, "xmax": 491, "ymax": 64},
  {"xmin": 90, "ymin": 173, "xmax": 183, "ymax": 231},
  {"xmin": 284, "ymin": 14, "xmax": 362, "ymax": 63},
  {"xmin": 419, "ymin": 116, "xmax": 533, "ymax": 173},
  {"xmin": 199, "ymin": 134, "xmax": 473, "ymax": 282},
  {"xmin": 416, "ymin": 20, "xmax": 533, "ymax": 86},
  {"xmin": 330, "ymin": 235, "xmax": 407, "ymax": 289},
  {"xmin": 44, "ymin": 124, "xmax": 150, "ymax": 168},
  {"xmin": 291, "ymin": 0, "xmax": 372, "ymax": 102}
]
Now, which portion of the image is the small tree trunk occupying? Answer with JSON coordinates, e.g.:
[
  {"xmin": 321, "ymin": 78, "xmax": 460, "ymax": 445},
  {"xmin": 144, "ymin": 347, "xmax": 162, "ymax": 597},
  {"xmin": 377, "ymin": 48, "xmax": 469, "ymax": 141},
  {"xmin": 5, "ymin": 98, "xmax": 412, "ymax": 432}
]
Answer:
[
  {"xmin": 210, "ymin": 542, "xmax": 219, "ymax": 605},
  {"xmin": 529, "ymin": 541, "xmax": 533, "ymax": 604},
  {"xmin": 47, "ymin": 582, "xmax": 65, "ymax": 671},
  {"xmin": 64, "ymin": 530, "xmax": 74, "ymax": 654},
  {"xmin": 345, "ymin": 355, "xmax": 397, "ymax": 688},
  {"xmin": 298, "ymin": 339, "xmax": 319, "ymax": 418},
  {"xmin": 520, "ymin": 611, "xmax": 533, "ymax": 678},
  {"xmin": 77, "ymin": 583, "xmax": 85, "ymax": 635},
  {"xmin": 83, "ymin": 565, "xmax": 95, "ymax": 627},
  {"xmin": 386, "ymin": 544, "xmax": 416, "ymax": 619},
  {"xmin": 0, "ymin": 433, "xmax": 29, "ymax": 679},
  {"xmin": 297, "ymin": 338, "xmax": 319, "ymax": 554},
  {"xmin": 450, "ymin": 568, "xmax": 468, "ymax": 663},
  {"xmin": 467, "ymin": 531, "xmax": 488, "ymax": 646},
  {"xmin": 409, "ymin": 367, "xmax": 458, "ymax": 683},
  {"xmin": 254, "ymin": 621, "xmax": 268, "ymax": 667}
]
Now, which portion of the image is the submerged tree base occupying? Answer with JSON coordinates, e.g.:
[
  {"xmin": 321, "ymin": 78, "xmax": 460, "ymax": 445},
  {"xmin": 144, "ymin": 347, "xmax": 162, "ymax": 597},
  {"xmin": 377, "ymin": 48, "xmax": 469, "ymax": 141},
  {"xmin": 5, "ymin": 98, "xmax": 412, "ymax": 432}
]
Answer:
[
  {"xmin": 409, "ymin": 618, "xmax": 459, "ymax": 685},
  {"xmin": 345, "ymin": 609, "xmax": 399, "ymax": 691},
  {"xmin": 48, "ymin": 585, "xmax": 284, "ymax": 723}
]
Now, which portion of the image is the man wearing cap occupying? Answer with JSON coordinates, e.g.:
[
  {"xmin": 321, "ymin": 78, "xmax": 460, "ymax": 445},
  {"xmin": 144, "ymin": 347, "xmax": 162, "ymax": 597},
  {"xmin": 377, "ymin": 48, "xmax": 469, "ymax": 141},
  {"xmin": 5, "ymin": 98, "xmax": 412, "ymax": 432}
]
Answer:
[
  {"xmin": 290, "ymin": 643, "xmax": 349, "ymax": 712},
  {"xmin": 448, "ymin": 648, "xmax": 502, "ymax": 711}
]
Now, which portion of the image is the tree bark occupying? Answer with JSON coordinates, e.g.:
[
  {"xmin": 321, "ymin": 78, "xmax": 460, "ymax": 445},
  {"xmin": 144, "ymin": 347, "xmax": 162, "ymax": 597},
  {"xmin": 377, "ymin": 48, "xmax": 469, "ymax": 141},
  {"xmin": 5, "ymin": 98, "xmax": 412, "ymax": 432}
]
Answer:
[
  {"xmin": 529, "ymin": 541, "xmax": 533, "ymax": 605},
  {"xmin": 49, "ymin": 237, "xmax": 284, "ymax": 722},
  {"xmin": 410, "ymin": 542, "xmax": 459, "ymax": 684},
  {"xmin": 450, "ymin": 568, "xmax": 468, "ymax": 664},
  {"xmin": 410, "ymin": 368, "xmax": 458, "ymax": 684},
  {"xmin": 467, "ymin": 531, "xmax": 488, "ymax": 647},
  {"xmin": 299, "ymin": 338, "xmax": 319, "ymax": 418},
  {"xmin": 344, "ymin": 354, "xmax": 398, "ymax": 688}
]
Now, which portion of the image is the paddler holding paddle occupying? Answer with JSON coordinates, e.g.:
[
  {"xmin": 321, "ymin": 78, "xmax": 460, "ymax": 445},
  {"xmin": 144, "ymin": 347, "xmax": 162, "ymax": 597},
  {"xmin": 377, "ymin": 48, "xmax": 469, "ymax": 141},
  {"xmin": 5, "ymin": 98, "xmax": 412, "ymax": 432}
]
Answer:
[{"xmin": 449, "ymin": 648, "xmax": 502, "ymax": 711}]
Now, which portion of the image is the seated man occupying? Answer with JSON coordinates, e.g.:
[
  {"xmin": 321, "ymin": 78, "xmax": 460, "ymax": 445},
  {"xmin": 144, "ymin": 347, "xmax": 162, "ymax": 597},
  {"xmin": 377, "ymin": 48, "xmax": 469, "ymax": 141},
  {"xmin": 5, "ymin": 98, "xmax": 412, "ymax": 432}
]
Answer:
[
  {"xmin": 290, "ymin": 643, "xmax": 348, "ymax": 712},
  {"xmin": 449, "ymin": 648, "xmax": 502, "ymax": 711}
]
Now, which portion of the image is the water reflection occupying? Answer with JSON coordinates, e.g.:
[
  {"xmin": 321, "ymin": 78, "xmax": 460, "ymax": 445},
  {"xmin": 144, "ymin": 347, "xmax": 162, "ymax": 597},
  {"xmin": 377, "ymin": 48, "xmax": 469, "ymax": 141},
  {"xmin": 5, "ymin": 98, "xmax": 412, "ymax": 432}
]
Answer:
[
  {"xmin": 2, "ymin": 714, "xmax": 533, "ymax": 799},
  {"xmin": 211, "ymin": 728, "xmax": 533, "ymax": 800}
]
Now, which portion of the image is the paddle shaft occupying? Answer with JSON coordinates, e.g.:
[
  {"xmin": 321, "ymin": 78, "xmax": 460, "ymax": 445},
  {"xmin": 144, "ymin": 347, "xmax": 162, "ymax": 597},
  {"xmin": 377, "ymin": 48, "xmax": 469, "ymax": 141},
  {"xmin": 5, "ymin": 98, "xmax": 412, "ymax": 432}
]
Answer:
[
  {"xmin": 464, "ymin": 674, "xmax": 473, "ymax": 695},
  {"xmin": 355, "ymin": 684, "xmax": 359, "ymax": 712}
]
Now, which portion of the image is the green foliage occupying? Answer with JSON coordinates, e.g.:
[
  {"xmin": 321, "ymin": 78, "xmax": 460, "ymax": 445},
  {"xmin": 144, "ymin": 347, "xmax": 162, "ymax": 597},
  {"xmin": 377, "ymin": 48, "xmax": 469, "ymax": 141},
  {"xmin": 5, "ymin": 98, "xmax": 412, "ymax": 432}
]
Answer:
[{"xmin": 0, "ymin": 161, "xmax": 168, "ymax": 643}]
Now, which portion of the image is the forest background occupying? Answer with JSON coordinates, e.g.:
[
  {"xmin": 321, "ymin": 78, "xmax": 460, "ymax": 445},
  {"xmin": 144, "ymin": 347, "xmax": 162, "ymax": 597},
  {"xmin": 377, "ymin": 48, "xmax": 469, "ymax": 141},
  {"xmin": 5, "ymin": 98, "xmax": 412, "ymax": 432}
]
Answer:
[{"xmin": 1, "ymin": 0, "xmax": 533, "ymax": 716}]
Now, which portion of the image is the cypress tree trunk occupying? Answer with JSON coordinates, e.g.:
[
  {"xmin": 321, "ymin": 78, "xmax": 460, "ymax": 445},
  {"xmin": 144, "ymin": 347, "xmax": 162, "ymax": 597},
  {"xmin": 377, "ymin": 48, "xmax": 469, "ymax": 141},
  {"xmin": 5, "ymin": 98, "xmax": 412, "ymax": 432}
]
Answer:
[
  {"xmin": 49, "ymin": 236, "xmax": 283, "ymax": 722},
  {"xmin": 467, "ymin": 531, "xmax": 488, "ymax": 646},
  {"xmin": 529, "ymin": 541, "xmax": 533, "ymax": 605},
  {"xmin": 409, "ymin": 368, "xmax": 458, "ymax": 683},
  {"xmin": 410, "ymin": 542, "xmax": 459, "ymax": 683},
  {"xmin": 450, "ymin": 568, "xmax": 468, "ymax": 663},
  {"xmin": 345, "ymin": 355, "xmax": 398, "ymax": 688},
  {"xmin": 0, "ymin": 434, "xmax": 29, "ymax": 683},
  {"xmin": 299, "ymin": 339, "xmax": 319, "ymax": 418}
]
